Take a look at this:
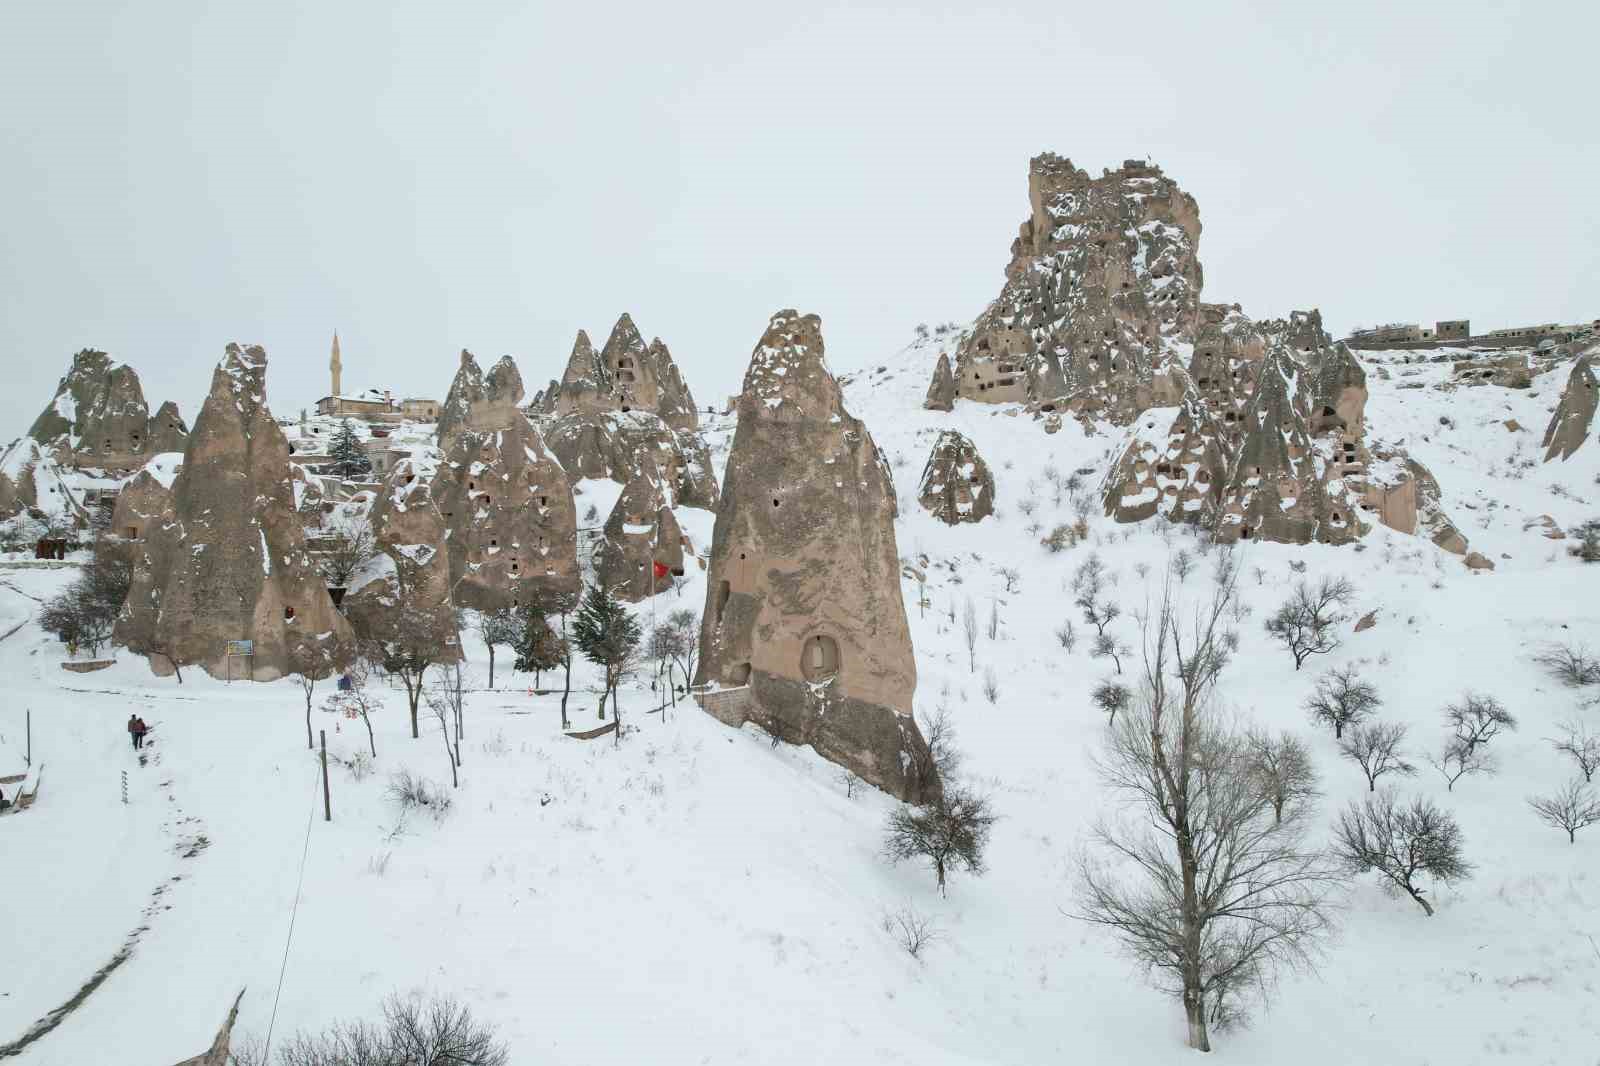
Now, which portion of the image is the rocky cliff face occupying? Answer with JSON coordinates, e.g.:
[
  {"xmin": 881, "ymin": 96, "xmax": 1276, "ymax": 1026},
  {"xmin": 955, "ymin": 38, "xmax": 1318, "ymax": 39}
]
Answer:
[
  {"xmin": 917, "ymin": 430, "xmax": 995, "ymax": 524},
  {"xmin": 109, "ymin": 453, "xmax": 182, "ymax": 543},
  {"xmin": 1100, "ymin": 305, "xmax": 1471, "ymax": 555},
  {"xmin": 436, "ymin": 351, "xmax": 526, "ymax": 451},
  {"xmin": 116, "ymin": 344, "xmax": 352, "ymax": 680},
  {"xmin": 941, "ymin": 155, "xmax": 1201, "ymax": 421},
  {"xmin": 1543, "ymin": 352, "xmax": 1596, "ymax": 461},
  {"xmin": 592, "ymin": 466, "xmax": 687, "ymax": 602},
  {"xmin": 27, "ymin": 349, "xmax": 187, "ymax": 471},
  {"xmin": 694, "ymin": 310, "xmax": 934, "ymax": 802},
  {"xmin": 431, "ymin": 414, "xmax": 579, "ymax": 611}
]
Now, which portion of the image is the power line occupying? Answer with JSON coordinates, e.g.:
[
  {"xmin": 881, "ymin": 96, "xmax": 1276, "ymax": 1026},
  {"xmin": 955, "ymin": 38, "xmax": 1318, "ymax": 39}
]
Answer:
[{"xmin": 261, "ymin": 761, "xmax": 322, "ymax": 1061}]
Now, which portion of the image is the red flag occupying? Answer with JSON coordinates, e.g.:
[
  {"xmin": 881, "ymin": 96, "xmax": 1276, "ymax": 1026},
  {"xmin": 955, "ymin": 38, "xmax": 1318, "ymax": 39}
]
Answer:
[{"xmin": 653, "ymin": 561, "xmax": 670, "ymax": 580}]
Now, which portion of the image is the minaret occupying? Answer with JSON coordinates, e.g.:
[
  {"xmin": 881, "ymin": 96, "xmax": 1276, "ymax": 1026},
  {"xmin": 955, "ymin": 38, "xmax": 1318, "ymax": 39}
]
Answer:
[{"xmin": 330, "ymin": 331, "xmax": 343, "ymax": 397}]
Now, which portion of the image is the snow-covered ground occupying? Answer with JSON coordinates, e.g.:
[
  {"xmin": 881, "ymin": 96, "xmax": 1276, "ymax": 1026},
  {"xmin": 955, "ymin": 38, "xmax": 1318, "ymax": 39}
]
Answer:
[{"xmin": 3, "ymin": 340, "xmax": 1599, "ymax": 1064}]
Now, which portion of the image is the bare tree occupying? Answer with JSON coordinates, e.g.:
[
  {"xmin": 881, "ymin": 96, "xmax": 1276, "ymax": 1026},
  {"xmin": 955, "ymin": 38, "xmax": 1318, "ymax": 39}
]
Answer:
[
  {"xmin": 1054, "ymin": 619, "xmax": 1077, "ymax": 654},
  {"xmin": 1073, "ymin": 553, "xmax": 1121, "ymax": 638},
  {"xmin": 1074, "ymin": 579, "xmax": 1340, "ymax": 1051},
  {"xmin": 962, "ymin": 597, "xmax": 979, "ymax": 673},
  {"xmin": 1263, "ymin": 576, "xmax": 1354, "ymax": 669},
  {"xmin": 314, "ymin": 516, "xmax": 378, "ymax": 590},
  {"xmin": 338, "ymin": 659, "xmax": 381, "ymax": 759},
  {"xmin": 1245, "ymin": 729, "xmax": 1320, "ymax": 826},
  {"xmin": 903, "ymin": 703, "xmax": 961, "ymax": 798},
  {"xmin": 424, "ymin": 662, "xmax": 466, "ymax": 788},
  {"xmin": 997, "ymin": 566, "xmax": 1020, "ymax": 594},
  {"xmin": 883, "ymin": 906, "xmax": 941, "ymax": 959},
  {"xmin": 1552, "ymin": 719, "xmax": 1600, "ymax": 782},
  {"xmin": 884, "ymin": 785, "xmax": 996, "ymax": 898},
  {"xmin": 986, "ymin": 597, "xmax": 999, "ymax": 640},
  {"xmin": 475, "ymin": 606, "xmax": 522, "ymax": 689},
  {"xmin": 1338, "ymin": 722, "xmax": 1416, "ymax": 791},
  {"xmin": 288, "ymin": 638, "xmax": 350, "ymax": 750},
  {"xmin": 1090, "ymin": 631, "xmax": 1126, "ymax": 674},
  {"xmin": 353, "ymin": 595, "xmax": 454, "ymax": 740},
  {"xmin": 1443, "ymin": 693, "xmax": 1517, "ymax": 754},
  {"xmin": 1304, "ymin": 664, "xmax": 1381, "ymax": 739},
  {"xmin": 1532, "ymin": 642, "xmax": 1600, "ymax": 688},
  {"xmin": 1428, "ymin": 735, "xmax": 1495, "ymax": 791},
  {"xmin": 1169, "ymin": 549, "xmax": 1194, "ymax": 583},
  {"xmin": 263, "ymin": 991, "xmax": 508, "ymax": 1066},
  {"xmin": 1090, "ymin": 678, "xmax": 1130, "ymax": 725},
  {"xmin": 981, "ymin": 667, "xmax": 999, "ymax": 704},
  {"xmin": 1527, "ymin": 781, "xmax": 1600, "ymax": 844},
  {"xmin": 1333, "ymin": 792, "xmax": 1472, "ymax": 916},
  {"xmin": 646, "ymin": 621, "xmax": 686, "ymax": 714}
]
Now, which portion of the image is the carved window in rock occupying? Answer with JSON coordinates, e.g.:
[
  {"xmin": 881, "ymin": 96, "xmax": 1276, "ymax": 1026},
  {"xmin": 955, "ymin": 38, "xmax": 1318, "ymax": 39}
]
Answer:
[
  {"xmin": 801, "ymin": 634, "xmax": 840, "ymax": 682},
  {"xmin": 729, "ymin": 661, "xmax": 752, "ymax": 685}
]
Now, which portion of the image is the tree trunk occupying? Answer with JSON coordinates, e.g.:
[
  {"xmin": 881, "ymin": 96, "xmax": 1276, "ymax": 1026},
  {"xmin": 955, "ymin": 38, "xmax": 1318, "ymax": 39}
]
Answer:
[
  {"xmin": 559, "ymin": 659, "xmax": 572, "ymax": 730},
  {"xmin": 935, "ymin": 858, "xmax": 946, "ymax": 897},
  {"xmin": 362, "ymin": 713, "xmax": 376, "ymax": 758},
  {"xmin": 407, "ymin": 682, "xmax": 420, "ymax": 739},
  {"xmin": 1407, "ymin": 884, "xmax": 1434, "ymax": 916},
  {"xmin": 488, "ymin": 646, "xmax": 495, "ymax": 689},
  {"xmin": 597, "ymin": 686, "xmax": 609, "ymax": 720},
  {"xmin": 1183, "ymin": 992, "xmax": 1211, "ymax": 1052},
  {"xmin": 305, "ymin": 694, "xmax": 314, "ymax": 750}
]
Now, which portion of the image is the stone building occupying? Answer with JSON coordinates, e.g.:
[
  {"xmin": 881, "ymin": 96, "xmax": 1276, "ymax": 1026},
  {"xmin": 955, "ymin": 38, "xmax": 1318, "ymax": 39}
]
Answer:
[
  {"xmin": 694, "ymin": 310, "xmax": 934, "ymax": 803},
  {"xmin": 314, "ymin": 333, "xmax": 439, "ymax": 423}
]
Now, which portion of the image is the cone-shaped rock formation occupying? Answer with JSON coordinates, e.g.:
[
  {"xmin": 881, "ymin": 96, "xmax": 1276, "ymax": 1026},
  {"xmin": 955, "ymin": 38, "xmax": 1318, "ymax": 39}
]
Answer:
[
  {"xmin": 694, "ymin": 310, "xmax": 934, "ymax": 802},
  {"xmin": 917, "ymin": 430, "xmax": 995, "ymax": 524},
  {"xmin": 116, "ymin": 344, "xmax": 353, "ymax": 680},
  {"xmin": 1543, "ymin": 352, "xmax": 1597, "ymax": 461}
]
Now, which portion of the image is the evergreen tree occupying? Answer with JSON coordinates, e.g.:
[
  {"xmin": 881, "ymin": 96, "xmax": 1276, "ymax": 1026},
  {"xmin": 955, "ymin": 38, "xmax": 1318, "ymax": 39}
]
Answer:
[
  {"xmin": 512, "ymin": 605, "xmax": 563, "ymax": 684},
  {"xmin": 571, "ymin": 584, "xmax": 642, "ymax": 735},
  {"xmin": 328, "ymin": 418, "xmax": 372, "ymax": 479}
]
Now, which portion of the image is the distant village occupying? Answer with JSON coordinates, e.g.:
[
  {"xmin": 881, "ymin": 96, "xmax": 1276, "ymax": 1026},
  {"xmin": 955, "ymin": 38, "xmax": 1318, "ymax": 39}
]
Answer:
[{"xmin": 1345, "ymin": 316, "xmax": 1599, "ymax": 351}]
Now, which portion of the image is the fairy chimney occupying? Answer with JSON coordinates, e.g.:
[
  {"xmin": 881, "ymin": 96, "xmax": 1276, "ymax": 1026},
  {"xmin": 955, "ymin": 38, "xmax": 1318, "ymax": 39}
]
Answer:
[
  {"xmin": 342, "ymin": 454, "xmax": 461, "ymax": 652},
  {"xmin": 436, "ymin": 351, "xmax": 525, "ymax": 451},
  {"xmin": 592, "ymin": 465, "xmax": 686, "ymax": 602},
  {"xmin": 694, "ymin": 311, "xmax": 934, "ymax": 802},
  {"xmin": 917, "ymin": 430, "xmax": 995, "ymax": 524},
  {"xmin": 115, "ymin": 344, "xmax": 353, "ymax": 680},
  {"xmin": 923, "ymin": 352, "xmax": 956, "ymax": 411},
  {"xmin": 432, "ymin": 413, "xmax": 579, "ymax": 611}
]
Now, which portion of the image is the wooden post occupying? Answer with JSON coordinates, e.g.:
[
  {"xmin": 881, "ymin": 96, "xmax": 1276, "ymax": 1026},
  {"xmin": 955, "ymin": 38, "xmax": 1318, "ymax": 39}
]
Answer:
[
  {"xmin": 25, "ymin": 710, "xmax": 31, "ymax": 768},
  {"xmin": 320, "ymin": 729, "xmax": 331, "ymax": 822}
]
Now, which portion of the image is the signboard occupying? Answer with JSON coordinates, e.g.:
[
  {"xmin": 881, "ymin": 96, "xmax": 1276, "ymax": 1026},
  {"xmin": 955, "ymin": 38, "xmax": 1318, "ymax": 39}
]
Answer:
[{"xmin": 226, "ymin": 640, "xmax": 254, "ymax": 656}]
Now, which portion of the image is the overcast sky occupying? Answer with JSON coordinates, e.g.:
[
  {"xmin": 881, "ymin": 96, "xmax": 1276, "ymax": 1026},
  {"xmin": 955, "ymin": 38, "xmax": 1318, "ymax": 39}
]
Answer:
[{"xmin": 2, "ymin": 1, "xmax": 1594, "ymax": 435}]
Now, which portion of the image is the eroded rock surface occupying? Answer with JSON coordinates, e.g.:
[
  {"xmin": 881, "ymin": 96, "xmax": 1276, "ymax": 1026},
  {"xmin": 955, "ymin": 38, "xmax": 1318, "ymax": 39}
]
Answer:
[
  {"xmin": 116, "ymin": 344, "xmax": 352, "ymax": 680},
  {"xmin": 694, "ymin": 310, "xmax": 934, "ymax": 802},
  {"xmin": 593, "ymin": 466, "xmax": 686, "ymax": 601},
  {"xmin": 436, "ymin": 351, "xmax": 526, "ymax": 452},
  {"xmin": 27, "ymin": 349, "xmax": 187, "ymax": 471},
  {"xmin": 432, "ymin": 414, "xmax": 579, "ymax": 611},
  {"xmin": 917, "ymin": 430, "xmax": 995, "ymax": 524},
  {"xmin": 1543, "ymin": 352, "xmax": 1597, "ymax": 461}
]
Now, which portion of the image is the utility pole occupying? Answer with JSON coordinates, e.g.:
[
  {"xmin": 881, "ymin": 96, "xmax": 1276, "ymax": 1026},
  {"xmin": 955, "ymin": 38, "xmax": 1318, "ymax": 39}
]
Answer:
[
  {"xmin": 25, "ymin": 709, "xmax": 31, "ymax": 767},
  {"xmin": 320, "ymin": 730, "xmax": 331, "ymax": 822}
]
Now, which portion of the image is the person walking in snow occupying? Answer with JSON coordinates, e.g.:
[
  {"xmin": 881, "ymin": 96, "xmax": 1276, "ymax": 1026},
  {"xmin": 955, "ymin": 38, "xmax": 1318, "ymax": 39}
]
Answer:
[
  {"xmin": 133, "ymin": 716, "xmax": 149, "ymax": 750},
  {"xmin": 128, "ymin": 714, "xmax": 140, "ymax": 750}
]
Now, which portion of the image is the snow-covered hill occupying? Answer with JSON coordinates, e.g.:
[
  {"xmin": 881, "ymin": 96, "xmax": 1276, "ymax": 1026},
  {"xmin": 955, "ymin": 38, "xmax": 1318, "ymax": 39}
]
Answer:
[{"xmin": 2, "ymin": 335, "xmax": 1599, "ymax": 1064}]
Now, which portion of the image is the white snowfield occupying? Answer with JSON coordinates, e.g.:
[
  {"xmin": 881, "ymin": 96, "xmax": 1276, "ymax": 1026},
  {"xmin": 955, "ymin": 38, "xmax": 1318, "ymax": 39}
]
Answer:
[{"xmin": 2, "ymin": 339, "xmax": 1599, "ymax": 1064}]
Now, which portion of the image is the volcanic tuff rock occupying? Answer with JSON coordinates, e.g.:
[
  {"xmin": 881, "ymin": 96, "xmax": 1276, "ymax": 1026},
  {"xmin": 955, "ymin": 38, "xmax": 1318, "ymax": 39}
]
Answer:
[
  {"xmin": 694, "ymin": 310, "xmax": 935, "ymax": 803},
  {"xmin": 436, "ymin": 350, "xmax": 526, "ymax": 452},
  {"xmin": 109, "ymin": 453, "xmax": 182, "ymax": 544},
  {"xmin": 592, "ymin": 466, "xmax": 687, "ymax": 602},
  {"xmin": 1101, "ymin": 306, "xmax": 1470, "ymax": 554},
  {"xmin": 431, "ymin": 414, "xmax": 579, "ymax": 612},
  {"xmin": 940, "ymin": 155, "xmax": 1201, "ymax": 420},
  {"xmin": 1543, "ymin": 352, "xmax": 1596, "ymax": 461},
  {"xmin": 917, "ymin": 430, "xmax": 995, "ymax": 524},
  {"xmin": 27, "ymin": 349, "xmax": 189, "ymax": 471},
  {"xmin": 342, "ymin": 454, "xmax": 460, "ymax": 651},
  {"xmin": 539, "ymin": 315, "xmax": 700, "ymax": 431},
  {"xmin": 0, "ymin": 437, "xmax": 88, "ymax": 526},
  {"xmin": 541, "ymin": 410, "xmax": 719, "ymax": 511},
  {"xmin": 923, "ymin": 352, "xmax": 956, "ymax": 411},
  {"xmin": 116, "ymin": 344, "xmax": 353, "ymax": 681}
]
